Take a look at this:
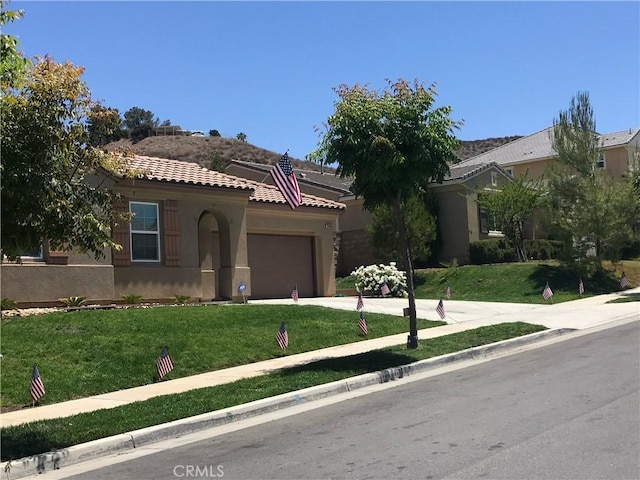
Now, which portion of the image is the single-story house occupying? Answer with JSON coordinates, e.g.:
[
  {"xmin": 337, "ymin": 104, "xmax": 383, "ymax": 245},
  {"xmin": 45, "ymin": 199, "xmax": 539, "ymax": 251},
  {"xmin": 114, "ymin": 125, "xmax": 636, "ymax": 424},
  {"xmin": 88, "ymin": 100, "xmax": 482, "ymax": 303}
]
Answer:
[
  {"xmin": 2, "ymin": 156, "xmax": 345, "ymax": 307},
  {"xmin": 226, "ymin": 158, "xmax": 514, "ymax": 271}
]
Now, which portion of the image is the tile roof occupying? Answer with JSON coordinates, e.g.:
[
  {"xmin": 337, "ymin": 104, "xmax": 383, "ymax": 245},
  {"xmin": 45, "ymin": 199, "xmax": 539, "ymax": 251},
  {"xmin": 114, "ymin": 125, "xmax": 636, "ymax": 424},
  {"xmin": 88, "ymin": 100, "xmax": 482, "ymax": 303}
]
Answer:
[
  {"xmin": 458, "ymin": 127, "xmax": 640, "ymax": 168},
  {"xmin": 125, "ymin": 156, "xmax": 345, "ymax": 210},
  {"xmin": 229, "ymin": 159, "xmax": 353, "ymax": 194}
]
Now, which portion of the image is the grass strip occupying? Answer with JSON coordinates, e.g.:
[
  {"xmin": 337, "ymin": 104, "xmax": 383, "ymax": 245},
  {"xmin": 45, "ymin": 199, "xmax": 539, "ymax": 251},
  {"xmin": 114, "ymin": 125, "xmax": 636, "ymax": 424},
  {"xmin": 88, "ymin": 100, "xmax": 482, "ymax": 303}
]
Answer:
[
  {"xmin": 1, "ymin": 322, "xmax": 545, "ymax": 461},
  {"xmin": 0, "ymin": 305, "xmax": 443, "ymax": 408}
]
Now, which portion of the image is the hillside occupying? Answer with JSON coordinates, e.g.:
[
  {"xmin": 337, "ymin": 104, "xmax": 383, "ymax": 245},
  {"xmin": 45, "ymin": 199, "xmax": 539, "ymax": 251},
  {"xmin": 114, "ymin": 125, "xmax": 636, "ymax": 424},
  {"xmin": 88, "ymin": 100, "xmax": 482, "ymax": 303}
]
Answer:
[{"xmin": 104, "ymin": 134, "xmax": 522, "ymax": 171}]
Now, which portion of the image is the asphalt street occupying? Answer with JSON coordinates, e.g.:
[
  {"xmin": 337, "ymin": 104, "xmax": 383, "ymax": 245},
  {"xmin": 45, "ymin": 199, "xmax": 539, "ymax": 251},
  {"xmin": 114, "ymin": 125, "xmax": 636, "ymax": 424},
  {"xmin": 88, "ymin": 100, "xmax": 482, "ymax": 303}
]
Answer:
[{"xmin": 60, "ymin": 319, "xmax": 639, "ymax": 480}]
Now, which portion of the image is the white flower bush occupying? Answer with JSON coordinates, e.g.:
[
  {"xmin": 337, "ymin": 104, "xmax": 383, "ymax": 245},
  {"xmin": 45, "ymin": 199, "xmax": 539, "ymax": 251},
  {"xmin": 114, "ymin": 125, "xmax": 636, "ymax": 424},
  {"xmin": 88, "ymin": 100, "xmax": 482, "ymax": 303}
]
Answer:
[{"xmin": 351, "ymin": 262, "xmax": 407, "ymax": 297}]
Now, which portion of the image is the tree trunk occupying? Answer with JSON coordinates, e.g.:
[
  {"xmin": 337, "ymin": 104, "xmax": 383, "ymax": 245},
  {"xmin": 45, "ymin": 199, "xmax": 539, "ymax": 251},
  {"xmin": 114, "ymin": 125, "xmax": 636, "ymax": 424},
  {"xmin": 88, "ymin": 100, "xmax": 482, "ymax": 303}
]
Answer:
[{"xmin": 393, "ymin": 193, "xmax": 418, "ymax": 349}]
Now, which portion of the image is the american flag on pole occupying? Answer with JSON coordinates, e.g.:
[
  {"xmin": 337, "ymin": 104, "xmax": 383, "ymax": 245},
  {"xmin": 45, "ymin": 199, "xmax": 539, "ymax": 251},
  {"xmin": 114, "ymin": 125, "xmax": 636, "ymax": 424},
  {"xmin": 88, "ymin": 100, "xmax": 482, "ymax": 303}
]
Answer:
[
  {"xmin": 620, "ymin": 272, "xmax": 629, "ymax": 289},
  {"xmin": 270, "ymin": 152, "xmax": 302, "ymax": 209},
  {"xmin": 446, "ymin": 283, "xmax": 452, "ymax": 299},
  {"xmin": 357, "ymin": 309, "xmax": 368, "ymax": 336},
  {"xmin": 542, "ymin": 282, "xmax": 553, "ymax": 300},
  {"xmin": 291, "ymin": 286, "xmax": 299, "ymax": 303},
  {"xmin": 276, "ymin": 322, "xmax": 289, "ymax": 350},
  {"xmin": 579, "ymin": 278, "xmax": 584, "ymax": 295},
  {"xmin": 356, "ymin": 291, "xmax": 364, "ymax": 311},
  {"xmin": 30, "ymin": 364, "xmax": 45, "ymax": 403},
  {"xmin": 156, "ymin": 346, "xmax": 174, "ymax": 380},
  {"xmin": 436, "ymin": 298, "xmax": 446, "ymax": 319},
  {"xmin": 380, "ymin": 282, "xmax": 390, "ymax": 297}
]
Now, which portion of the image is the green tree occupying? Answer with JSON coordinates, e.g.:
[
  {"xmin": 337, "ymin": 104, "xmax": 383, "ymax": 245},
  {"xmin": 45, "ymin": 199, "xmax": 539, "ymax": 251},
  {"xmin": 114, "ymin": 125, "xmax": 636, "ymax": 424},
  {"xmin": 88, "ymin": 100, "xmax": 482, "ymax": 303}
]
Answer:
[
  {"xmin": 477, "ymin": 174, "xmax": 543, "ymax": 262},
  {"xmin": 368, "ymin": 193, "xmax": 437, "ymax": 266},
  {"xmin": 0, "ymin": 1, "xmax": 29, "ymax": 90},
  {"xmin": 87, "ymin": 105, "xmax": 123, "ymax": 146},
  {"xmin": 208, "ymin": 151, "xmax": 227, "ymax": 173},
  {"xmin": 123, "ymin": 106, "xmax": 159, "ymax": 141},
  {"xmin": 209, "ymin": 129, "xmax": 221, "ymax": 137},
  {"xmin": 546, "ymin": 92, "xmax": 638, "ymax": 269},
  {"xmin": 313, "ymin": 78, "xmax": 461, "ymax": 348},
  {"xmin": 1, "ymin": 56, "xmax": 135, "ymax": 260},
  {"xmin": 236, "ymin": 132, "xmax": 247, "ymax": 143}
]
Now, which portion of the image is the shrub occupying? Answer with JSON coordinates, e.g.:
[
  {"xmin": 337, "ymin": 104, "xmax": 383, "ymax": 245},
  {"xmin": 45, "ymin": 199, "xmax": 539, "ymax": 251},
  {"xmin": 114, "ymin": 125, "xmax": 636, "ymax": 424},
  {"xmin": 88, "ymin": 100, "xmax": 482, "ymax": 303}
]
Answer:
[
  {"xmin": 173, "ymin": 294, "xmax": 191, "ymax": 304},
  {"xmin": 351, "ymin": 262, "xmax": 407, "ymax": 297},
  {"xmin": 59, "ymin": 296, "xmax": 87, "ymax": 307},
  {"xmin": 1, "ymin": 298, "xmax": 17, "ymax": 311},
  {"xmin": 524, "ymin": 239, "xmax": 564, "ymax": 261},
  {"xmin": 469, "ymin": 239, "xmax": 515, "ymax": 264},
  {"xmin": 121, "ymin": 293, "xmax": 143, "ymax": 304}
]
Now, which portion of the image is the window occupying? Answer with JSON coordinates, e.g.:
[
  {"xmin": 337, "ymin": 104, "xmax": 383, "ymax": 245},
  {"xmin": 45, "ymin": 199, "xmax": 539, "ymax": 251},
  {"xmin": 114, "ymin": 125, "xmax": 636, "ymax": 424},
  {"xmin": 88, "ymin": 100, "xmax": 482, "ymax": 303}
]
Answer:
[
  {"xmin": 479, "ymin": 208, "xmax": 489, "ymax": 234},
  {"xmin": 491, "ymin": 172, "xmax": 498, "ymax": 186},
  {"xmin": 504, "ymin": 168, "xmax": 513, "ymax": 177},
  {"xmin": 596, "ymin": 153, "xmax": 606, "ymax": 169},
  {"xmin": 130, "ymin": 202, "xmax": 160, "ymax": 261}
]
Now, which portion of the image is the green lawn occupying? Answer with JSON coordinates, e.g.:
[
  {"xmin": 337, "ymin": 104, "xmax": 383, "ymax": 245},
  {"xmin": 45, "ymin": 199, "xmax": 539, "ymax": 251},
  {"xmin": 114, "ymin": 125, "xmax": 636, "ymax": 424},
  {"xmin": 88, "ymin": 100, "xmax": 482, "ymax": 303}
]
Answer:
[
  {"xmin": 338, "ymin": 261, "xmax": 638, "ymax": 303},
  {"xmin": 0, "ymin": 305, "xmax": 444, "ymax": 408},
  {"xmin": 0, "ymin": 322, "xmax": 545, "ymax": 461}
]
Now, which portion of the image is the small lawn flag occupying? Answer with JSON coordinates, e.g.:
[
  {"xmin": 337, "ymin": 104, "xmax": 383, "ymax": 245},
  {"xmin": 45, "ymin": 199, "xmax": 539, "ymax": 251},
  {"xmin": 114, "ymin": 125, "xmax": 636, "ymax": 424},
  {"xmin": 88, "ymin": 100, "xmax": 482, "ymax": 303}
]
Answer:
[
  {"xmin": 30, "ymin": 364, "xmax": 45, "ymax": 404},
  {"xmin": 579, "ymin": 278, "xmax": 584, "ymax": 295},
  {"xmin": 446, "ymin": 283, "xmax": 452, "ymax": 299},
  {"xmin": 356, "ymin": 291, "xmax": 364, "ymax": 311},
  {"xmin": 156, "ymin": 346, "xmax": 174, "ymax": 380},
  {"xmin": 269, "ymin": 151, "xmax": 302, "ymax": 209},
  {"xmin": 358, "ymin": 309, "xmax": 368, "ymax": 336},
  {"xmin": 381, "ymin": 282, "xmax": 390, "ymax": 297},
  {"xmin": 542, "ymin": 282, "xmax": 554, "ymax": 300},
  {"xmin": 276, "ymin": 322, "xmax": 289, "ymax": 350},
  {"xmin": 291, "ymin": 285, "xmax": 299, "ymax": 303},
  {"xmin": 436, "ymin": 298, "xmax": 446, "ymax": 319},
  {"xmin": 620, "ymin": 272, "xmax": 629, "ymax": 289}
]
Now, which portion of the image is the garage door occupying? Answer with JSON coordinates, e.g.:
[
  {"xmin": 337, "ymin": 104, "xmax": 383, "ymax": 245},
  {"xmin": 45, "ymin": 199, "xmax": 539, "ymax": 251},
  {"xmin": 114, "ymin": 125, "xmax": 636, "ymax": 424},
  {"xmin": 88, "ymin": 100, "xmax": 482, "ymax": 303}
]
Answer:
[{"xmin": 247, "ymin": 234, "xmax": 315, "ymax": 299}]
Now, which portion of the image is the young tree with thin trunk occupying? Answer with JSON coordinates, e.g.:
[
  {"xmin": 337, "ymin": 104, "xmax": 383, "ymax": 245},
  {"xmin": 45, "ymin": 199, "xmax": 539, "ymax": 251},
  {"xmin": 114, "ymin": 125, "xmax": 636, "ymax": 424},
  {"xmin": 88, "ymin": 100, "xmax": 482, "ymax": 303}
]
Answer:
[{"xmin": 313, "ymin": 79, "xmax": 461, "ymax": 348}]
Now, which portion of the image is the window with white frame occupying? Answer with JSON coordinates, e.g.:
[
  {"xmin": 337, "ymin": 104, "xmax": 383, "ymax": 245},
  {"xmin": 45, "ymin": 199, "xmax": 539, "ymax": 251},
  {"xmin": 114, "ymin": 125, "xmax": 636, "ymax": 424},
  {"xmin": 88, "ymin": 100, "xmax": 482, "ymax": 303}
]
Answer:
[
  {"xmin": 491, "ymin": 171, "xmax": 498, "ymax": 186},
  {"xmin": 130, "ymin": 202, "xmax": 160, "ymax": 261},
  {"xmin": 596, "ymin": 153, "xmax": 606, "ymax": 169}
]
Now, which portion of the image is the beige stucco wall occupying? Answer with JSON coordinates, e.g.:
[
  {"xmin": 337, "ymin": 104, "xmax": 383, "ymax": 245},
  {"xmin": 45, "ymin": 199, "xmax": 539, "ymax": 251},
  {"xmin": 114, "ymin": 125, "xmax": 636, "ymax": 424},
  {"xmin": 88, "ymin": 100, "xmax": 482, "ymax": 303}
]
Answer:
[{"xmin": 510, "ymin": 159, "xmax": 549, "ymax": 180}]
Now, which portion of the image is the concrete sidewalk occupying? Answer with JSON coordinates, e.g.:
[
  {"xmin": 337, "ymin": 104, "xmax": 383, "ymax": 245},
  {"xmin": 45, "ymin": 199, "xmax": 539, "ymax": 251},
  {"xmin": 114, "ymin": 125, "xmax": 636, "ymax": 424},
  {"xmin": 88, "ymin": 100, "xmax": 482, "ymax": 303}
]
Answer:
[{"xmin": 1, "ymin": 289, "xmax": 638, "ymax": 428}]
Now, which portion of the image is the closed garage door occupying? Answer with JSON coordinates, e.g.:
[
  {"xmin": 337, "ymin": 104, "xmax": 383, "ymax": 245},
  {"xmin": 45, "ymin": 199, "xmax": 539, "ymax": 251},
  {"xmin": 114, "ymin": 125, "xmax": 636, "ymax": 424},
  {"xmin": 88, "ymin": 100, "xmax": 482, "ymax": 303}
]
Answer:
[{"xmin": 247, "ymin": 234, "xmax": 315, "ymax": 299}]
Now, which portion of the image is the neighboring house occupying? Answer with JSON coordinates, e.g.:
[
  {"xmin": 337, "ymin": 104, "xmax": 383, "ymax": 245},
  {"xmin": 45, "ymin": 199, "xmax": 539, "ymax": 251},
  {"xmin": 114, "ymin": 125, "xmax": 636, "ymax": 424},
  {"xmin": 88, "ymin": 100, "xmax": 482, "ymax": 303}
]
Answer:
[
  {"xmin": 2, "ymin": 156, "xmax": 345, "ymax": 307},
  {"xmin": 226, "ymin": 159, "xmax": 513, "ymax": 272},
  {"xmin": 456, "ymin": 127, "xmax": 640, "ymax": 180}
]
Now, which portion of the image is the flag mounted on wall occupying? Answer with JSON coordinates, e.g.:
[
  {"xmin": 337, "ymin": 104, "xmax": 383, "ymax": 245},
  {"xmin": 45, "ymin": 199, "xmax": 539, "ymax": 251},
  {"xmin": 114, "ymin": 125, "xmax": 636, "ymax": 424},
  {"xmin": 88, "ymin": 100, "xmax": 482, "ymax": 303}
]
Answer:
[
  {"xmin": 270, "ymin": 152, "xmax": 302, "ymax": 209},
  {"xmin": 30, "ymin": 364, "xmax": 45, "ymax": 404},
  {"xmin": 358, "ymin": 310, "xmax": 368, "ymax": 336},
  {"xmin": 156, "ymin": 346, "xmax": 174, "ymax": 380},
  {"xmin": 276, "ymin": 322, "xmax": 289, "ymax": 350}
]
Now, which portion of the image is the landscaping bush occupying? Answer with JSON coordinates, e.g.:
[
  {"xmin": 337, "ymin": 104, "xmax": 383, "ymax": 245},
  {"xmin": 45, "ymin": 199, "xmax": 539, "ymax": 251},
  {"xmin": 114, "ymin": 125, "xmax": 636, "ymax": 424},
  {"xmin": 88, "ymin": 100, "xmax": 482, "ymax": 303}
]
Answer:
[
  {"xmin": 524, "ymin": 239, "xmax": 564, "ymax": 261},
  {"xmin": 469, "ymin": 239, "xmax": 516, "ymax": 264},
  {"xmin": 351, "ymin": 262, "xmax": 407, "ymax": 297}
]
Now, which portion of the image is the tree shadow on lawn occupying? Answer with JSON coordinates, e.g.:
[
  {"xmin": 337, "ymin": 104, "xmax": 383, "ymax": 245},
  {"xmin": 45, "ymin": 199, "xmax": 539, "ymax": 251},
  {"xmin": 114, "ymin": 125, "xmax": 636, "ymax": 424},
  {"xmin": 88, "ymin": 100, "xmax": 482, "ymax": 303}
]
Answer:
[
  {"xmin": 528, "ymin": 264, "xmax": 620, "ymax": 295},
  {"xmin": 277, "ymin": 349, "xmax": 417, "ymax": 378}
]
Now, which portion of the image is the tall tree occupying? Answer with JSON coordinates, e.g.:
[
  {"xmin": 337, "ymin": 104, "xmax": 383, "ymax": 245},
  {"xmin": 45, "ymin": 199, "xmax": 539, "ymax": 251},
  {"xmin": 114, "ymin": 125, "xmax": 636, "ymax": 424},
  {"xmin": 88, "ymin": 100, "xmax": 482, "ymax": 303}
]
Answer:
[
  {"xmin": 123, "ymin": 106, "xmax": 159, "ymax": 141},
  {"xmin": 236, "ymin": 132, "xmax": 247, "ymax": 143},
  {"xmin": 0, "ymin": 1, "xmax": 28, "ymax": 90},
  {"xmin": 1, "ymin": 56, "xmax": 135, "ymax": 260},
  {"xmin": 87, "ymin": 105, "xmax": 123, "ymax": 146},
  {"xmin": 313, "ymin": 79, "xmax": 461, "ymax": 348},
  {"xmin": 477, "ymin": 174, "xmax": 543, "ymax": 262},
  {"xmin": 368, "ymin": 193, "xmax": 437, "ymax": 267},
  {"xmin": 546, "ymin": 92, "xmax": 638, "ymax": 269}
]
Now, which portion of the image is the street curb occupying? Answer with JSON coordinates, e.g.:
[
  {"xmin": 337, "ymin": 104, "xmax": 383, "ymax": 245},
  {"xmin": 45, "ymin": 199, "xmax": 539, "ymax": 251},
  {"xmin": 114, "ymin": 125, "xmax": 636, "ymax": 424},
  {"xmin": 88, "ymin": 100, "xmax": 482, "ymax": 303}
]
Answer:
[{"xmin": 1, "ymin": 327, "xmax": 575, "ymax": 479}]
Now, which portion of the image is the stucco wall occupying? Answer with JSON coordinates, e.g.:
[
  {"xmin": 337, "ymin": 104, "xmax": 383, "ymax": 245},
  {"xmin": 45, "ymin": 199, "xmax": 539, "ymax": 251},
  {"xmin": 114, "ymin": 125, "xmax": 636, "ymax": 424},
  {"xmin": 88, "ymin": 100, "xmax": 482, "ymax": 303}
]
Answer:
[
  {"xmin": 1, "ymin": 263, "xmax": 115, "ymax": 305},
  {"xmin": 433, "ymin": 186, "xmax": 471, "ymax": 264}
]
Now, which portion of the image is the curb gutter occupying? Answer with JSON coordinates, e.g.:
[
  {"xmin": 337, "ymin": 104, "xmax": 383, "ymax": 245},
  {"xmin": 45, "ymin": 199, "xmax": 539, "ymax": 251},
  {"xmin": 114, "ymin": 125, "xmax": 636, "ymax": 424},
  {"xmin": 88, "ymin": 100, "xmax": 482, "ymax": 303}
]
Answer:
[{"xmin": 1, "ymin": 327, "xmax": 575, "ymax": 479}]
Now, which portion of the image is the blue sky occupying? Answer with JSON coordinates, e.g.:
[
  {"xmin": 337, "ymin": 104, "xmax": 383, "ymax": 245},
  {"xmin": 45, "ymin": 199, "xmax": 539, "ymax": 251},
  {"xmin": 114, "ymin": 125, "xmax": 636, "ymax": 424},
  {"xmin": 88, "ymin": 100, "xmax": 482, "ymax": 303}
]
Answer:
[{"xmin": 6, "ymin": 1, "xmax": 640, "ymax": 162}]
